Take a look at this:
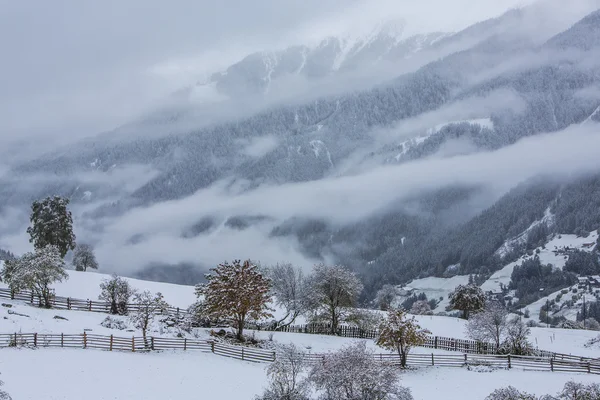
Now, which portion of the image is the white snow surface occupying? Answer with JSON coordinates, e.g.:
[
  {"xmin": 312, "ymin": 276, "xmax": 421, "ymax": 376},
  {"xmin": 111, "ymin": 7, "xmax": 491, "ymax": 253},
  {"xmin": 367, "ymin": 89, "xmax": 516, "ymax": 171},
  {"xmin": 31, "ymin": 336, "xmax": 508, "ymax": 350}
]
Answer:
[
  {"xmin": 1, "ymin": 271, "xmax": 600, "ymax": 399},
  {"xmin": 1, "ymin": 348, "xmax": 598, "ymax": 400},
  {"xmin": 401, "ymin": 275, "xmax": 471, "ymax": 312}
]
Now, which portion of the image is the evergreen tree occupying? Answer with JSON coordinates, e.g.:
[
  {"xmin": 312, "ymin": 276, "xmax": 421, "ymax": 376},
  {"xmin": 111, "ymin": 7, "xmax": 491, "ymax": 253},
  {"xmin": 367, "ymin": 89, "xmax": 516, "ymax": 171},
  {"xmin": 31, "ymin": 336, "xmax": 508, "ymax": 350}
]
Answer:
[{"xmin": 26, "ymin": 196, "xmax": 76, "ymax": 258}]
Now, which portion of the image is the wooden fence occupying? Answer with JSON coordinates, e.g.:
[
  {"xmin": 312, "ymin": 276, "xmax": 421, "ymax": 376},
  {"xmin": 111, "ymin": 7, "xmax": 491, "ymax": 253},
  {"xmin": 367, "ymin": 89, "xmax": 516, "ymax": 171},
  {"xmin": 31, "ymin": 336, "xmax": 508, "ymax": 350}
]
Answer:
[
  {"xmin": 274, "ymin": 323, "xmax": 499, "ymax": 354},
  {"xmin": 0, "ymin": 288, "xmax": 184, "ymax": 318},
  {"xmin": 3, "ymin": 288, "xmax": 599, "ymax": 366},
  {"xmin": 1, "ymin": 332, "xmax": 598, "ymax": 374}
]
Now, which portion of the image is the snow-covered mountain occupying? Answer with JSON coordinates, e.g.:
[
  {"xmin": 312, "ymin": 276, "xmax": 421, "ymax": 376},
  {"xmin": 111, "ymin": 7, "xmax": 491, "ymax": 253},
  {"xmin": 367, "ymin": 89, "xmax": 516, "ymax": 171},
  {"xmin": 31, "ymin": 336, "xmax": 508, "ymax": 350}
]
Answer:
[
  {"xmin": 1, "ymin": 4, "xmax": 600, "ymax": 298},
  {"xmin": 198, "ymin": 21, "xmax": 447, "ymax": 99}
]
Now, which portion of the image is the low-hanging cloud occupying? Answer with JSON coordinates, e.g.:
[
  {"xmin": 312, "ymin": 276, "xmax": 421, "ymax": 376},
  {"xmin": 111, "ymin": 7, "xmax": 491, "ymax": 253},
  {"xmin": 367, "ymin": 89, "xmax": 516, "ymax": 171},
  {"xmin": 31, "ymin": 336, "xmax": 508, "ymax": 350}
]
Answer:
[
  {"xmin": 4, "ymin": 0, "xmax": 592, "ymax": 158},
  {"xmin": 77, "ymin": 121, "xmax": 600, "ymax": 273}
]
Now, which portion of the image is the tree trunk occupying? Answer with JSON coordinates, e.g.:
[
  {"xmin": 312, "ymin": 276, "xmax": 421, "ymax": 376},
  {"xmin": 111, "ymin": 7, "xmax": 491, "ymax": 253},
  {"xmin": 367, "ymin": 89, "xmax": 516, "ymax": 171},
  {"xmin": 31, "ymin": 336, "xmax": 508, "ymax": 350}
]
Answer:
[
  {"xmin": 463, "ymin": 309, "xmax": 468, "ymax": 320},
  {"xmin": 111, "ymin": 300, "xmax": 118, "ymax": 314},
  {"xmin": 142, "ymin": 320, "xmax": 149, "ymax": 348},
  {"xmin": 330, "ymin": 306, "xmax": 338, "ymax": 335},
  {"xmin": 41, "ymin": 287, "xmax": 51, "ymax": 308},
  {"xmin": 399, "ymin": 349, "xmax": 407, "ymax": 368},
  {"xmin": 237, "ymin": 315, "xmax": 245, "ymax": 341}
]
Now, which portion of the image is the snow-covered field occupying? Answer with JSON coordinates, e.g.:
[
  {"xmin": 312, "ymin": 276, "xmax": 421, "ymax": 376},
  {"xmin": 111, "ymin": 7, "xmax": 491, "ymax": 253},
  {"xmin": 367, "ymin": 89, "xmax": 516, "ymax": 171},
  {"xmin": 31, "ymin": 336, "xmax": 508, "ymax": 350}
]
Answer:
[
  {"xmin": 1, "ymin": 268, "xmax": 599, "ymax": 400},
  {"xmin": 1, "ymin": 347, "xmax": 598, "ymax": 400}
]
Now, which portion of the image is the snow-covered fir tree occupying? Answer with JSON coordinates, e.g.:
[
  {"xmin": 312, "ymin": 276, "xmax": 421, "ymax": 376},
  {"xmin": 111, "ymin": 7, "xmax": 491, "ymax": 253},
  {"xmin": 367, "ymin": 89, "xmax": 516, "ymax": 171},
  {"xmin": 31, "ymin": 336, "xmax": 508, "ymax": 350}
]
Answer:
[{"xmin": 26, "ymin": 196, "xmax": 76, "ymax": 258}]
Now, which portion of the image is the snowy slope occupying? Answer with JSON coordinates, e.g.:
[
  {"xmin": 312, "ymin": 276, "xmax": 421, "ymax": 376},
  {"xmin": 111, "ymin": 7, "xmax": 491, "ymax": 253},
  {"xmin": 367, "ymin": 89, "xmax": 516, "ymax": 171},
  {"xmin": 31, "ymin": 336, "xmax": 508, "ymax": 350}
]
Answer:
[
  {"xmin": 482, "ymin": 231, "xmax": 599, "ymax": 293},
  {"xmin": 1, "ymin": 348, "xmax": 598, "ymax": 400},
  {"xmin": 0, "ymin": 270, "xmax": 197, "ymax": 309},
  {"xmin": 401, "ymin": 275, "xmax": 471, "ymax": 311}
]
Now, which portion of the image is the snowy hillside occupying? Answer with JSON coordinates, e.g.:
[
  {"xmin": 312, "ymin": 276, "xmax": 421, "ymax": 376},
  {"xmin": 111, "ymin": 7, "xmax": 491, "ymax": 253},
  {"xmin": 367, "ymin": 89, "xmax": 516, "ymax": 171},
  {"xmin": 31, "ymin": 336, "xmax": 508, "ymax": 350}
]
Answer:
[
  {"xmin": 2, "ymin": 271, "xmax": 600, "ymax": 399},
  {"xmin": 482, "ymin": 231, "xmax": 599, "ymax": 293},
  {"xmin": 2, "ymin": 348, "xmax": 599, "ymax": 400}
]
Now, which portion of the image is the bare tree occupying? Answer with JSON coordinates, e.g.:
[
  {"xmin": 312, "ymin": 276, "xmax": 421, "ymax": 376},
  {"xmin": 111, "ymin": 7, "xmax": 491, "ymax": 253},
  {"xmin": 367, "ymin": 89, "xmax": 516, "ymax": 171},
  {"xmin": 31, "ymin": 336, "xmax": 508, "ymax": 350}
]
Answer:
[
  {"xmin": 499, "ymin": 317, "xmax": 533, "ymax": 356},
  {"xmin": 130, "ymin": 290, "xmax": 169, "ymax": 348},
  {"xmin": 310, "ymin": 341, "xmax": 414, "ymax": 400},
  {"xmin": 375, "ymin": 284, "xmax": 399, "ymax": 311},
  {"xmin": 376, "ymin": 309, "xmax": 431, "ymax": 368},
  {"xmin": 72, "ymin": 243, "xmax": 98, "ymax": 272},
  {"xmin": 1, "ymin": 245, "xmax": 68, "ymax": 308},
  {"xmin": 466, "ymin": 301, "xmax": 508, "ymax": 348},
  {"xmin": 410, "ymin": 300, "xmax": 432, "ymax": 315},
  {"xmin": 99, "ymin": 274, "xmax": 135, "ymax": 315},
  {"xmin": 197, "ymin": 259, "xmax": 273, "ymax": 341},
  {"xmin": 256, "ymin": 343, "xmax": 310, "ymax": 400},
  {"xmin": 449, "ymin": 284, "xmax": 485, "ymax": 319},
  {"xmin": 557, "ymin": 381, "xmax": 600, "ymax": 400},
  {"xmin": 268, "ymin": 263, "xmax": 308, "ymax": 328},
  {"xmin": 305, "ymin": 264, "xmax": 363, "ymax": 334}
]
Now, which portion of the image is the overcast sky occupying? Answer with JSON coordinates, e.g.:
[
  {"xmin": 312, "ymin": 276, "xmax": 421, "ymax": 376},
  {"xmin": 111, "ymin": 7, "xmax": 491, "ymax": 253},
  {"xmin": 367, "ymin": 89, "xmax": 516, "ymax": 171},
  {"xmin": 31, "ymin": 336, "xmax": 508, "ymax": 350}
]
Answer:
[{"xmin": 0, "ymin": 0, "xmax": 540, "ymax": 152}]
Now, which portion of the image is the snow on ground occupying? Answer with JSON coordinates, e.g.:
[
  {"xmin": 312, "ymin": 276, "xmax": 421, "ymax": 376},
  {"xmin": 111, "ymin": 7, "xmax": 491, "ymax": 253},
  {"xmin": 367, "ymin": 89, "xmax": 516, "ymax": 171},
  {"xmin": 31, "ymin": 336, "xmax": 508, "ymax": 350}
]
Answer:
[
  {"xmin": 49, "ymin": 270, "xmax": 197, "ymax": 308},
  {"xmin": 1, "ymin": 347, "xmax": 597, "ymax": 400},
  {"xmin": 482, "ymin": 231, "xmax": 599, "ymax": 293},
  {"xmin": 529, "ymin": 327, "xmax": 600, "ymax": 357},
  {"xmin": 404, "ymin": 367, "xmax": 598, "ymax": 400},
  {"xmin": 402, "ymin": 275, "xmax": 471, "ymax": 312}
]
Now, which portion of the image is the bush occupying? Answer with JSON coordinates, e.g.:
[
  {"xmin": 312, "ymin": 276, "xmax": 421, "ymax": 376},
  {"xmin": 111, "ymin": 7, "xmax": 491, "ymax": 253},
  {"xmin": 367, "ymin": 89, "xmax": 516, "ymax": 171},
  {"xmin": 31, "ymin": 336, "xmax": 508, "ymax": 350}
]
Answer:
[
  {"xmin": 100, "ymin": 316, "xmax": 128, "ymax": 330},
  {"xmin": 255, "ymin": 343, "xmax": 310, "ymax": 400},
  {"xmin": 310, "ymin": 342, "xmax": 413, "ymax": 400},
  {"xmin": 484, "ymin": 386, "xmax": 537, "ymax": 400}
]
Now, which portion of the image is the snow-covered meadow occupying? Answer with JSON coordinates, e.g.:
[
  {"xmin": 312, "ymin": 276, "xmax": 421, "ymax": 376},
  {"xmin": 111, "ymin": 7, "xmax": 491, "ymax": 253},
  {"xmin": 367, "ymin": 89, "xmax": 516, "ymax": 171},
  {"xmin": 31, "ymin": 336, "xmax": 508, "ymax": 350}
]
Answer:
[
  {"xmin": 1, "ymin": 269, "xmax": 599, "ymax": 399},
  {"xmin": 1, "ymin": 347, "xmax": 599, "ymax": 400}
]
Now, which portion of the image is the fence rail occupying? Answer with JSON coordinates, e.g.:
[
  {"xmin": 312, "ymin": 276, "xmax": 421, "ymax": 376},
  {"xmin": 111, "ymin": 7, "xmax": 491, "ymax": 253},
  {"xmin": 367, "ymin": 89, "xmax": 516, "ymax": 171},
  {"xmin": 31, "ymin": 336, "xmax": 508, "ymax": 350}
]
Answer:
[
  {"xmin": 0, "ymin": 332, "xmax": 598, "ymax": 374},
  {"xmin": 0, "ymin": 288, "xmax": 184, "ymax": 318},
  {"xmin": 3, "ymin": 287, "xmax": 600, "ymax": 367}
]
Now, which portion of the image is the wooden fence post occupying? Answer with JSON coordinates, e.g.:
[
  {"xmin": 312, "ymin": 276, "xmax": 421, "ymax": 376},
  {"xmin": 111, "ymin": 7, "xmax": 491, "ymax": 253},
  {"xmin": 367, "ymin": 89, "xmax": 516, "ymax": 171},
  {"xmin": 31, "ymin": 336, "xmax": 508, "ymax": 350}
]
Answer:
[
  {"xmin": 110, "ymin": 335, "xmax": 113, "ymax": 351},
  {"xmin": 83, "ymin": 332, "xmax": 87, "ymax": 349},
  {"xmin": 272, "ymin": 351, "xmax": 276, "ymax": 362},
  {"xmin": 184, "ymin": 338, "xmax": 188, "ymax": 351},
  {"xmin": 431, "ymin": 353, "xmax": 435, "ymax": 366},
  {"xmin": 151, "ymin": 337, "xmax": 155, "ymax": 351},
  {"xmin": 61, "ymin": 333, "xmax": 64, "ymax": 347},
  {"xmin": 30, "ymin": 292, "xmax": 34, "ymax": 304},
  {"xmin": 550, "ymin": 358, "xmax": 553, "ymax": 372},
  {"xmin": 434, "ymin": 336, "xmax": 438, "ymax": 349},
  {"xmin": 464, "ymin": 354, "xmax": 467, "ymax": 366},
  {"xmin": 241, "ymin": 348, "xmax": 244, "ymax": 361},
  {"xmin": 67, "ymin": 298, "xmax": 71, "ymax": 310},
  {"xmin": 132, "ymin": 337, "xmax": 135, "ymax": 352},
  {"xmin": 88, "ymin": 300, "xmax": 92, "ymax": 311},
  {"xmin": 209, "ymin": 341, "xmax": 213, "ymax": 353},
  {"xmin": 34, "ymin": 333, "xmax": 37, "ymax": 347},
  {"xmin": 507, "ymin": 355, "xmax": 511, "ymax": 369},
  {"xmin": 10, "ymin": 290, "xmax": 14, "ymax": 300},
  {"xmin": 587, "ymin": 363, "xmax": 591, "ymax": 374}
]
